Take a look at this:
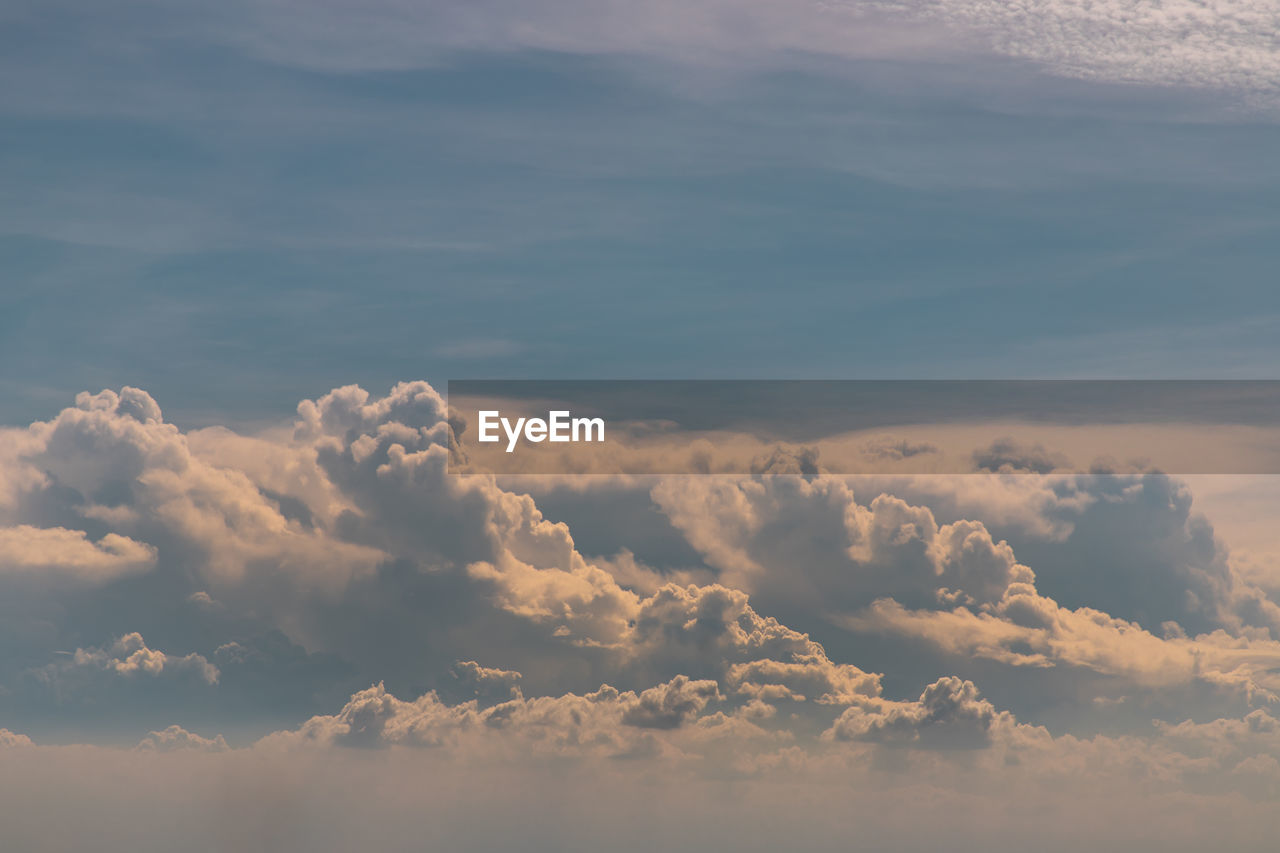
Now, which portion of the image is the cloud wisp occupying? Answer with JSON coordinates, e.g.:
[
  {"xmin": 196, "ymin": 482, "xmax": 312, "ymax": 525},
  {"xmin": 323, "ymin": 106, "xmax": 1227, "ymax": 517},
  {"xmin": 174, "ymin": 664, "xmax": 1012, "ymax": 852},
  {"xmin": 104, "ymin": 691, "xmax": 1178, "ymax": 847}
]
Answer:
[{"xmin": 187, "ymin": 0, "xmax": 1280, "ymax": 95}]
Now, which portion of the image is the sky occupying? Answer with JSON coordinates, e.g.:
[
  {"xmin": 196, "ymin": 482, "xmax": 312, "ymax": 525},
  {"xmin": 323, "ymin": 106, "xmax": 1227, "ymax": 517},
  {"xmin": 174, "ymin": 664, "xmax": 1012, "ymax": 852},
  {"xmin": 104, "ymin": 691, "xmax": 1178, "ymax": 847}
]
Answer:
[
  {"xmin": 3, "ymin": 1, "xmax": 1280, "ymax": 851},
  {"xmin": 4, "ymin": 0, "xmax": 1280, "ymax": 426}
]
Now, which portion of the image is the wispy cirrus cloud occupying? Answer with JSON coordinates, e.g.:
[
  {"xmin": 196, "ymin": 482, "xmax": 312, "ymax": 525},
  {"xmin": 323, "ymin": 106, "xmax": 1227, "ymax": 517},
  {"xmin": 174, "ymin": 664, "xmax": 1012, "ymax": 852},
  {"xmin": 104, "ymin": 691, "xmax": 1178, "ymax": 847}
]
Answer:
[
  {"xmin": 9, "ymin": 1, "xmax": 1278, "ymax": 96},
  {"xmin": 177, "ymin": 0, "xmax": 1280, "ymax": 94}
]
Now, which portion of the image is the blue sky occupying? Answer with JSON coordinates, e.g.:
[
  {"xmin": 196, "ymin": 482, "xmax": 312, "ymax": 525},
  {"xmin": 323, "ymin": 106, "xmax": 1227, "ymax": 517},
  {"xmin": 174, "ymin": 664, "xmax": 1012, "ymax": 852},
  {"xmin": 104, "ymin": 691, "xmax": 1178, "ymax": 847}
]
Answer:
[{"xmin": 4, "ymin": 1, "xmax": 1280, "ymax": 427}]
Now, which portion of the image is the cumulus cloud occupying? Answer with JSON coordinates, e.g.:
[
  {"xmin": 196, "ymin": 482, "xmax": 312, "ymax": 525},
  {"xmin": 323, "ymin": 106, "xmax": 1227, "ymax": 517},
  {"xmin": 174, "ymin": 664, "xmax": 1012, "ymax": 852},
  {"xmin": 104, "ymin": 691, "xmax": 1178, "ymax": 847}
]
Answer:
[
  {"xmin": 0, "ymin": 729, "xmax": 33, "ymax": 748},
  {"xmin": 647, "ymin": 466, "xmax": 1280, "ymax": 713},
  {"xmin": 4, "ymin": 379, "xmax": 1280, "ymax": 845},
  {"xmin": 54, "ymin": 633, "xmax": 220, "ymax": 686},
  {"xmin": 827, "ymin": 676, "xmax": 1014, "ymax": 749},
  {"xmin": 136, "ymin": 725, "xmax": 228, "ymax": 752},
  {"xmin": 849, "ymin": 588, "xmax": 1280, "ymax": 701},
  {"xmin": 0, "ymin": 385, "xmax": 388, "ymax": 690},
  {"xmin": 652, "ymin": 475, "xmax": 1036, "ymax": 611},
  {"xmin": 619, "ymin": 675, "xmax": 721, "ymax": 729},
  {"xmin": 728, "ymin": 655, "xmax": 881, "ymax": 705},
  {"xmin": 749, "ymin": 445, "xmax": 821, "ymax": 477},
  {"xmin": 4, "ymin": 379, "xmax": 1280, "ymax": 791},
  {"xmin": 0, "ymin": 525, "xmax": 156, "ymax": 583},
  {"xmin": 972, "ymin": 437, "xmax": 1071, "ymax": 474},
  {"xmin": 0, "ymin": 388, "xmax": 385, "ymax": 610},
  {"xmin": 244, "ymin": 663, "xmax": 1280, "ymax": 811},
  {"xmin": 451, "ymin": 660, "xmax": 523, "ymax": 704},
  {"xmin": 269, "ymin": 674, "xmax": 729, "ymax": 756}
]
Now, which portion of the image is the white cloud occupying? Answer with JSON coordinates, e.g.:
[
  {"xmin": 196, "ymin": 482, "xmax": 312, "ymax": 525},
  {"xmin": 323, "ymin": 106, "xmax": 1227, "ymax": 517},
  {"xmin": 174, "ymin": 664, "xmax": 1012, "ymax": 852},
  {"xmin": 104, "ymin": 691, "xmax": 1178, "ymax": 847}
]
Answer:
[
  {"xmin": 136, "ymin": 725, "xmax": 228, "ymax": 752},
  {"xmin": 893, "ymin": 0, "xmax": 1280, "ymax": 92},
  {"xmin": 58, "ymin": 633, "xmax": 220, "ymax": 686},
  {"xmin": 2, "ymin": 373, "xmax": 1280, "ymax": 846},
  {"xmin": 0, "ymin": 525, "xmax": 156, "ymax": 583},
  {"xmin": 211, "ymin": 0, "xmax": 1280, "ymax": 95},
  {"xmin": 650, "ymin": 469, "xmax": 1280, "ymax": 705},
  {"xmin": 1, "ymin": 386, "xmax": 386, "ymax": 621},
  {"xmin": 450, "ymin": 660, "xmax": 524, "ymax": 706},
  {"xmin": 849, "ymin": 589, "xmax": 1280, "ymax": 700},
  {"xmin": 266, "ymin": 674, "xmax": 729, "ymax": 756},
  {"xmin": 826, "ymin": 675, "xmax": 1016, "ymax": 749},
  {"xmin": 0, "ymin": 729, "xmax": 33, "ymax": 748},
  {"xmin": 7, "ymin": 379, "xmax": 1280, "ymax": 802},
  {"xmin": 652, "ymin": 475, "xmax": 1036, "ymax": 611}
]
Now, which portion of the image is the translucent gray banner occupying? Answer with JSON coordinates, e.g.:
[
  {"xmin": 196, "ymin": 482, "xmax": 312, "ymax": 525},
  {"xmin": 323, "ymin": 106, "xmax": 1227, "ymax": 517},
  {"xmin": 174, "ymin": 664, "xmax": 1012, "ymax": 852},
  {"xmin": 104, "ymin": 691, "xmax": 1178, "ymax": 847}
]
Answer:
[{"xmin": 447, "ymin": 380, "xmax": 1280, "ymax": 475}]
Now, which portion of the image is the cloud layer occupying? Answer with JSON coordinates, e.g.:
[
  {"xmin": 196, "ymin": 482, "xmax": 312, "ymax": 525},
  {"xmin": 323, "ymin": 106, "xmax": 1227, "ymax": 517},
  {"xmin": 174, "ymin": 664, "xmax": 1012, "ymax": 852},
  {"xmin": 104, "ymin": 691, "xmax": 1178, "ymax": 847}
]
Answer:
[
  {"xmin": 4, "ymin": 381, "xmax": 1280, "ymax": 848},
  {"xmin": 190, "ymin": 0, "xmax": 1280, "ymax": 94}
]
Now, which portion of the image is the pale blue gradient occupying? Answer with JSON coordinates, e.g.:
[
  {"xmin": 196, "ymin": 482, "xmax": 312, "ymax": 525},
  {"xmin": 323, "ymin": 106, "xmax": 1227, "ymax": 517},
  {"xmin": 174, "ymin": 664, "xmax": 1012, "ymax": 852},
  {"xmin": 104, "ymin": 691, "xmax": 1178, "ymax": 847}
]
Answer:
[{"xmin": 3, "ymin": 6, "xmax": 1280, "ymax": 428}]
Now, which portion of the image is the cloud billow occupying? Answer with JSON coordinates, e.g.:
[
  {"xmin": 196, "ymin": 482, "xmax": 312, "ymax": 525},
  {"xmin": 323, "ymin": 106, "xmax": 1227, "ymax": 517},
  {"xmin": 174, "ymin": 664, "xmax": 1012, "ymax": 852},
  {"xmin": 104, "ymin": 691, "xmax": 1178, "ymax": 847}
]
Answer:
[{"xmin": 2, "ymin": 380, "xmax": 1280, "ymax": 848}]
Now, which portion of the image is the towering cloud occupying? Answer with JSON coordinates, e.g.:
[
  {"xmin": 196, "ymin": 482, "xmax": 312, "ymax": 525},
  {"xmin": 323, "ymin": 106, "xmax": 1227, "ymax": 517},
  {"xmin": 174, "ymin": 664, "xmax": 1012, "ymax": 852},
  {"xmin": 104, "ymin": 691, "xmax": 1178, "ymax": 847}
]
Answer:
[{"xmin": 2, "ymin": 381, "xmax": 1280, "ymax": 850}]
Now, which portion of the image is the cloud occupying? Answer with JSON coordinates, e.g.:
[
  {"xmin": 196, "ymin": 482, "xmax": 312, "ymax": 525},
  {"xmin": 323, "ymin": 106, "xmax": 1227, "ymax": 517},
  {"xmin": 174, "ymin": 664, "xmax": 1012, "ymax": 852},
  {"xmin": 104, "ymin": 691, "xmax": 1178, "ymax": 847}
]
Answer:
[
  {"xmin": 649, "ymin": 467, "xmax": 1280, "ymax": 711},
  {"xmin": 268, "ymin": 674, "xmax": 729, "ymax": 756},
  {"xmin": 728, "ymin": 655, "xmax": 881, "ymax": 705},
  {"xmin": 849, "ymin": 589, "xmax": 1280, "ymax": 700},
  {"xmin": 861, "ymin": 436, "xmax": 941, "ymax": 462},
  {"xmin": 451, "ymin": 660, "xmax": 523, "ymax": 704},
  {"xmin": 651, "ymin": 475, "xmax": 1036, "ymax": 611},
  {"xmin": 893, "ymin": 0, "xmax": 1280, "ymax": 92},
  {"xmin": 56, "ymin": 633, "xmax": 220, "ymax": 686},
  {"xmin": 627, "ymin": 582, "xmax": 883, "ymax": 692},
  {"xmin": 7, "ymin": 722, "xmax": 1280, "ymax": 853},
  {"xmin": 972, "ymin": 437, "xmax": 1071, "ymax": 474},
  {"xmin": 827, "ymin": 676, "xmax": 1014, "ymax": 749},
  {"xmin": 4, "ymin": 379, "xmax": 1280, "ymax": 778},
  {"xmin": 749, "ymin": 445, "xmax": 822, "ymax": 476},
  {"xmin": 2, "ymin": 373, "xmax": 1280, "ymax": 847},
  {"xmin": 136, "ymin": 725, "xmax": 228, "ymax": 752},
  {"xmin": 184, "ymin": 0, "xmax": 1280, "ymax": 95},
  {"xmin": 619, "ymin": 675, "xmax": 721, "ymax": 729},
  {"xmin": 0, "ymin": 729, "xmax": 33, "ymax": 748},
  {"xmin": 0, "ymin": 525, "xmax": 156, "ymax": 583},
  {"xmin": 1, "ymin": 386, "xmax": 385, "ymax": 603}
]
